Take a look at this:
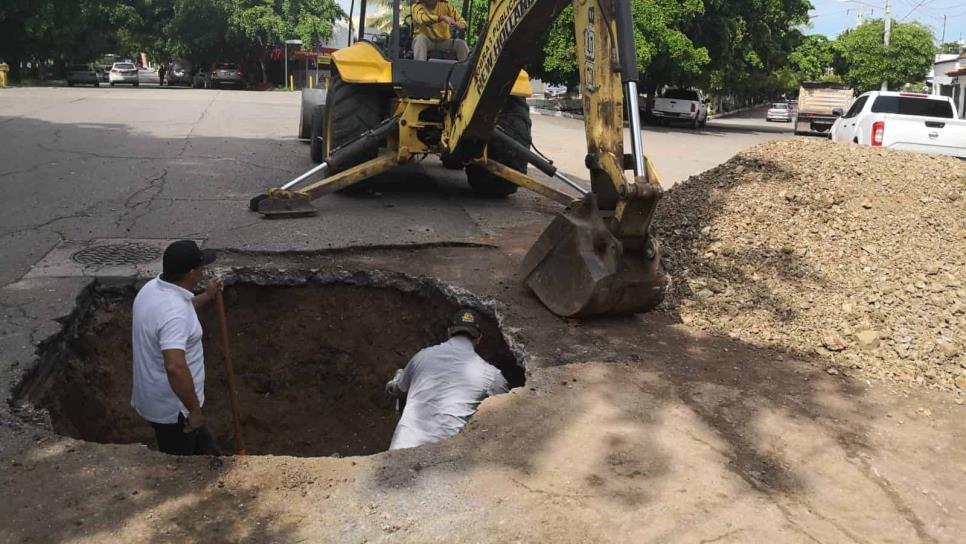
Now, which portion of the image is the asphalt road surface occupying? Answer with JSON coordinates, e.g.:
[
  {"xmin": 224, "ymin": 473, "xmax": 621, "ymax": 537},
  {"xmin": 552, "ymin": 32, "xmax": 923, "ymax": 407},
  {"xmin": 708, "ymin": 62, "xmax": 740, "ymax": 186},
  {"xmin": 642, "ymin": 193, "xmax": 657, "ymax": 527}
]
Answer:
[
  {"xmin": 532, "ymin": 106, "xmax": 792, "ymax": 189},
  {"xmin": 0, "ymin": 87, "xmax": 787, "ymax": 287}
]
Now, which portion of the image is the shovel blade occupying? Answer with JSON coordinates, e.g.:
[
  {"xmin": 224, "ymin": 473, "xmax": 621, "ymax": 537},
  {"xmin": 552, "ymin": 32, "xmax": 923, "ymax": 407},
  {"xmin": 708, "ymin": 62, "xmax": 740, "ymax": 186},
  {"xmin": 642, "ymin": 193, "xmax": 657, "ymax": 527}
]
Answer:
[
  {"xmin": 520, "ymin": 195, "xmax": 668, "ymax": 317},
  {"xmin": 256, "ymin": 195, "xmax": 318, "ymax": 219}
]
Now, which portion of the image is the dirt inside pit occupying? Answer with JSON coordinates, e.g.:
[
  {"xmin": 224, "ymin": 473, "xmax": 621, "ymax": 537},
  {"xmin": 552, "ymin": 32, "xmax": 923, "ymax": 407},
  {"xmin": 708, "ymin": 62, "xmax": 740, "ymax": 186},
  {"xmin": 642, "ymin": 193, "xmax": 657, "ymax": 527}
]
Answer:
[{"xmin": 17, "ymin": 276, "xmax": 523, "ymax": 457}]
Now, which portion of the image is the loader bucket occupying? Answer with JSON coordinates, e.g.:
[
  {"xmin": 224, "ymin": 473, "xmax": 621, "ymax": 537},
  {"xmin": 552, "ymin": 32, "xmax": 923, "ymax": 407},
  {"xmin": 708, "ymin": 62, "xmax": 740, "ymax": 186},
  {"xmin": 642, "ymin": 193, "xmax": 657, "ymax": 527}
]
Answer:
[{"xmin": 520, "ymin": 195, "xmax": 669, "ymax": 317}]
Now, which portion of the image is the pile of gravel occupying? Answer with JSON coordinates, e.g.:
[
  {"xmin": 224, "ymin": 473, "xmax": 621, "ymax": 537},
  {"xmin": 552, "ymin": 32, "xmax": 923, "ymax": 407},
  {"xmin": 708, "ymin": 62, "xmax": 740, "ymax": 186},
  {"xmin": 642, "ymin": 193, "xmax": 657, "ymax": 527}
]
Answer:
[{"xmin": 653, "ymin": 138, "xmax": 965, "ymax": 397}]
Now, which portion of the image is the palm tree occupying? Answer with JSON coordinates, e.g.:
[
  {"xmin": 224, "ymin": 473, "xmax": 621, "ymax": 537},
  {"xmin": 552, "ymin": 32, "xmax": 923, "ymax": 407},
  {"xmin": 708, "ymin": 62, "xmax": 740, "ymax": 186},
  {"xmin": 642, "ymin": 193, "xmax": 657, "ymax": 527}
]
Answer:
[{"xmin": 365, "ymin": 0, "xmax": 394, "ymax": 34}]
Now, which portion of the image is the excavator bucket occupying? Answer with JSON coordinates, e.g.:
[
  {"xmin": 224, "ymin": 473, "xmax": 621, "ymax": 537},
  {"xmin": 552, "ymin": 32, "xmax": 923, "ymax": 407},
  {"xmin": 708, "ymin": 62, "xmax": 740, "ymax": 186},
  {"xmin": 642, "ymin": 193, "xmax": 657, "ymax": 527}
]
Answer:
[{"xmin": 520, "ymin": 195, "xmax": 669, "ymax": 318}]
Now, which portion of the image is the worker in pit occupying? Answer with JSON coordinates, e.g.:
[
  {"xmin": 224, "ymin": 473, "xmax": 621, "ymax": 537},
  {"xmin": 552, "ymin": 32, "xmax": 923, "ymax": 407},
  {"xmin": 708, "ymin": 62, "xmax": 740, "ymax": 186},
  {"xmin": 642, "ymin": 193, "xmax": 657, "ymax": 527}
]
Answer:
[
  {"xmin": 131, "ymin": 240, "xmax": 222, "ymax": 456},
  {"xmin": 411, "ymin": 0, "xmax": 469, "ymax": 62},
  {"xmin": 386, "ymin": 309, "xmax": 509, "ymax": 449}
]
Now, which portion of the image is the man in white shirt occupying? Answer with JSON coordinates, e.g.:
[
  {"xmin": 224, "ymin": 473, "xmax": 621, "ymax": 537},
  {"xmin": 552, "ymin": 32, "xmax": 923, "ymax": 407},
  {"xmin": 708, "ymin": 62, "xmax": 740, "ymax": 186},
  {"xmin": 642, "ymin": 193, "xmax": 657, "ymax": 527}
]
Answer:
[
  {"xmin": 386, "ymin": 309, "xmax": 509, "ymax": 450},
  {"xmin": 131, "ymin": 240, "xmax": 222, "ymax": 455}
]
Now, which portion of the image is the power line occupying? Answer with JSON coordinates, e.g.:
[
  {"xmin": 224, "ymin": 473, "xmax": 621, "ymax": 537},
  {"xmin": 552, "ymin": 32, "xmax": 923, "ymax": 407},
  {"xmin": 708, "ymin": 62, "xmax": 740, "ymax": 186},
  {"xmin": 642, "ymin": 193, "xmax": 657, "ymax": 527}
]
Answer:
[{"xmin": 900, "ymin": 0, "xmax": 938, "ymax": 21}]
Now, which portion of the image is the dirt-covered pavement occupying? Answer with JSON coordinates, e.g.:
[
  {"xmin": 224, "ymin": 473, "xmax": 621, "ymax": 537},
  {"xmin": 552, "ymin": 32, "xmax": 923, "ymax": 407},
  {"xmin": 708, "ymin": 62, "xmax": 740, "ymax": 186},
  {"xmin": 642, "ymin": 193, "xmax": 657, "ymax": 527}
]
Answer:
[{"xmin": 1, "ymin": 88, "xmax": 965, "ymax": 543}]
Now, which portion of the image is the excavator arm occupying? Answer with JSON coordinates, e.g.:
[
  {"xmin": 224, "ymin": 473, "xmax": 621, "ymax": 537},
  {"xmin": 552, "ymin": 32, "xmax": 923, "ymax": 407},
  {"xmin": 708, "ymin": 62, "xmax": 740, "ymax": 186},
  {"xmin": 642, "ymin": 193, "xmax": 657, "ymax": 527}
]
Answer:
[
  {"xmin": 444, "ymin": 0, "xmax": 669, "ymax": 316},
  {"xmin": 252, "ymin": 0, "xmax": 669, "ymax": 318}
]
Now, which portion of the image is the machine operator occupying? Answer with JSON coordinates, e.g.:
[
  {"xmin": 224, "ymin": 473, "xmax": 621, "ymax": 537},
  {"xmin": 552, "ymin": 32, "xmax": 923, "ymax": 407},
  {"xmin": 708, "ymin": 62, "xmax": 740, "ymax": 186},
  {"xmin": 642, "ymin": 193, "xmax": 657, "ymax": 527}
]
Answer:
[
  {"xmin": 386, "ymin": 309, "xmax": 509, "ymax": 449},
  {"xmin": 411, "ymin": 0, "xmax": 469, "ymax": 62}
]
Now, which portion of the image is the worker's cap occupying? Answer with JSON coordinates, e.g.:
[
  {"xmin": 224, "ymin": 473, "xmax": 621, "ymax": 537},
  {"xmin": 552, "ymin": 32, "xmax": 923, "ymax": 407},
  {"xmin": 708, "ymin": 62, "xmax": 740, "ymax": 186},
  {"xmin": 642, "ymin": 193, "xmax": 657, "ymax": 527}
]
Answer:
[
  {"xmin": 450, "ymin": 308, "xmax": 483, "ymax": 339},
  {"xmin": 162, "ymin": 240, "xmax": 217, "ymax": 275}
]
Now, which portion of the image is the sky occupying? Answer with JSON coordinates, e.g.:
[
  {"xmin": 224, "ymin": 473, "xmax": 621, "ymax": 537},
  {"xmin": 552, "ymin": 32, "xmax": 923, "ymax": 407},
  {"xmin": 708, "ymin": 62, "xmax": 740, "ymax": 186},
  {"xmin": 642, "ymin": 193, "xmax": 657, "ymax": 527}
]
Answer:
[
  {"xmin": 332, "ymin": 0, "xmax": 966, "ymax": 47},
  {"xmin": 807, "ymin": 0, "xmax": 966, "ymax": 44}
]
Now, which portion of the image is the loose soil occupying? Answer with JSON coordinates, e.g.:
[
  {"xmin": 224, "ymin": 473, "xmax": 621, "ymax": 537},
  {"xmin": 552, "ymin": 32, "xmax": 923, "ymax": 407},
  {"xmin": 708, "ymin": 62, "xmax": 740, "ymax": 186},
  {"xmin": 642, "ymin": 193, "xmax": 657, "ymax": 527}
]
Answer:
[
  {"xmin": 17, "ymin": 280, "xmax": 521, "ymax": 457},
  {"xmin": 654, "ymin": 138, "xmax": 966, "ymax": 397}
]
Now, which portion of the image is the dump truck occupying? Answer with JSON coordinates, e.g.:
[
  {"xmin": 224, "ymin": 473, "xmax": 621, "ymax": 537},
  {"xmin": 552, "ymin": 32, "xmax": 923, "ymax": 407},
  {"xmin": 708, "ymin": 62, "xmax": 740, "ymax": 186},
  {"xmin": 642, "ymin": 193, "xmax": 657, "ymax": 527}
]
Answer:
[{"xmin": 794, "ymin": 81, "xmax": 854, "ymax": 136}]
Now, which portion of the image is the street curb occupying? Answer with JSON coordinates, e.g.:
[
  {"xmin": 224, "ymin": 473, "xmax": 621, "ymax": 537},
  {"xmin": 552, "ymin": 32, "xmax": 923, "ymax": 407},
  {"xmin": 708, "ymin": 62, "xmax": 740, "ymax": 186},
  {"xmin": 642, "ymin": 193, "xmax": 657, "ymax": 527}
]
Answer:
[
  {"xmin": 707, "ymin": 103, "xmax": 767, "ymax": 120},
  {"xmin": 529, "ymin": 107, "xmax": 584, "ymax": 120}
]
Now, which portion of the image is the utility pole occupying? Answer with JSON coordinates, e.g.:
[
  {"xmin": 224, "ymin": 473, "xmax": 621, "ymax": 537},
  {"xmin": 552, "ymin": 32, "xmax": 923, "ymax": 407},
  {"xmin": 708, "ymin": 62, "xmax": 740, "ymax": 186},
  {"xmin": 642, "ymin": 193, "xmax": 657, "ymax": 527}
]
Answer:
[
  {"xmin": 347, "ymin": 0, "xmax": 356, "ymax": 47},
  {"xmin": 881, "ymin": 0, "xmax": 891, "ymax": 91},
  {"xmin": 940, "ymin": 14, "xmax": 947, "ymax": 51}
]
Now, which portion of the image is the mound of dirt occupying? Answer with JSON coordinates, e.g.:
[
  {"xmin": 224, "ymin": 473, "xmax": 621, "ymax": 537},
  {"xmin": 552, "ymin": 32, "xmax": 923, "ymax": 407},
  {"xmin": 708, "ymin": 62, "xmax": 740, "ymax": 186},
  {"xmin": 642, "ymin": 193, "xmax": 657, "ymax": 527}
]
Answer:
[{"xmin": 654, "ymin": 138, "xmax": 966, "ymax": 396}]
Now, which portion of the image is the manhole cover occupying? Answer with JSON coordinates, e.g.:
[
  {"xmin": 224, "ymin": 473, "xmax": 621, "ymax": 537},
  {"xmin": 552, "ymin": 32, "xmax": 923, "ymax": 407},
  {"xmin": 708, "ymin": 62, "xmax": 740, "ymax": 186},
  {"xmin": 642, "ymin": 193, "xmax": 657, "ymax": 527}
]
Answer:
[{"xmin": 70, "ymin": 243, "xmax": 162, "ymax": 266}]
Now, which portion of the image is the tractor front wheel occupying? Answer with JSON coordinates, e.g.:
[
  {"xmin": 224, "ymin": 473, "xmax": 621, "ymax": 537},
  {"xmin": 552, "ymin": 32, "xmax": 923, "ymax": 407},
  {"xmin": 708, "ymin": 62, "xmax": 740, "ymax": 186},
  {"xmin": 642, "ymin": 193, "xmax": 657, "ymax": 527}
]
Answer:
[{"xmin": 466, "ymin": 96, "xmax": 530, "ymax": 197}]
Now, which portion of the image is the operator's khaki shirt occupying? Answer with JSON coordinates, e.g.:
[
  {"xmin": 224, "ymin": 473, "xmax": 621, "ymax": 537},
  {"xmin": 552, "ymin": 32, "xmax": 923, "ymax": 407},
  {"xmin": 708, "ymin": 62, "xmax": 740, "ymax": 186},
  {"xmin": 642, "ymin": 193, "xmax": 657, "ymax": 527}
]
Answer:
[{"xmin": 412, "ymin": 0, "xmax": 465, "ymax": 41}]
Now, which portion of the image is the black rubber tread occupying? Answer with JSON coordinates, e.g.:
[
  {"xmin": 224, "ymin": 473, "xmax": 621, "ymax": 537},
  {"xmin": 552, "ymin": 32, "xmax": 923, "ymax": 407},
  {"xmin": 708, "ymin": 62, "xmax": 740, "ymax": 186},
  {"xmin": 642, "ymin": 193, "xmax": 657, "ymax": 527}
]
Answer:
[
  {"xmin": 324, "ymin": 71, "xmax": 384, "ymax": 173},
  {"xmin": 466, "ymin": 96, "xmax": 531, "ymax": 197},
  {"xmin": 309, "ymin": 104, "xmax": 325, "ymax": 163}
]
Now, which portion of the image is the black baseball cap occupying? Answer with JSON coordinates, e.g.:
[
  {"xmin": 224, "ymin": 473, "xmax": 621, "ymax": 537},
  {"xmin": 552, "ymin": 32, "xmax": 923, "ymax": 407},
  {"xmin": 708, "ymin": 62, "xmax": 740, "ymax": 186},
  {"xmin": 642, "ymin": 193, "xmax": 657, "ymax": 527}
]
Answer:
[
  {"xmin": 162, "ymin": 240, "xmax": 217, "ymax": 275},
  {"xmin": 450, "ymin": 308, "xmax": 483, "ymax": 339}
]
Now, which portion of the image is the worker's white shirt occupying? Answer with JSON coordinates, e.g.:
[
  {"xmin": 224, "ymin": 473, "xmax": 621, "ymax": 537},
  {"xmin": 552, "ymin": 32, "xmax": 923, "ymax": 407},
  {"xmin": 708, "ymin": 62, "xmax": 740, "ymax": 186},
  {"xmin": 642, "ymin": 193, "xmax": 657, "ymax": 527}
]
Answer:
[
  {"xmin": 390, "ymin": 335, "xmax": 509, "ymax": 450},
  {"xmin": 131, "ymin": 277, "xmax": 205, "ymax": 424}
]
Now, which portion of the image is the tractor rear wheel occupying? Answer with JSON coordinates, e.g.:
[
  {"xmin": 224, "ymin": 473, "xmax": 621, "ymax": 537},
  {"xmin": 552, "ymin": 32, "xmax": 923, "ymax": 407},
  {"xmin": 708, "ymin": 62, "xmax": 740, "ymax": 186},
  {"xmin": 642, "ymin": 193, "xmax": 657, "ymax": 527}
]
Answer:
[
  {"xmin": 324, "ymin": 71, "xmax": 385, "ymax": 193},
  {"xmin": 466, "ymin": 96, "xmax": 531, "ymax": 197}
]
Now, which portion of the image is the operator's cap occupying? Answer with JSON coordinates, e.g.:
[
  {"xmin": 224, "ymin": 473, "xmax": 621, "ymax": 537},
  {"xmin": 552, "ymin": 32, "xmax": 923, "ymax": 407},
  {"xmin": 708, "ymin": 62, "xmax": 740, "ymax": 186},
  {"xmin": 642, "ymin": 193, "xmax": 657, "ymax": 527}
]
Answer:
[
  {"xmin": 162, "ymin": 240, "xmax": 217, "ymax": 275},
  {"xmin": 450, "ymin": 308, "xmax": 483, "ymax": 339}
]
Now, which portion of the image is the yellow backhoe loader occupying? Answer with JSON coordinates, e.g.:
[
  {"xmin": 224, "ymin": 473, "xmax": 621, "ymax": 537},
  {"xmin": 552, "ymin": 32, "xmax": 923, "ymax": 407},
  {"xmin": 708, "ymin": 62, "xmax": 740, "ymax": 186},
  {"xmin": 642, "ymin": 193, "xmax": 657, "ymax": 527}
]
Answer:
[{"xmin": 250, "ymin": 0, "xmax": 669, "ymax": 318}]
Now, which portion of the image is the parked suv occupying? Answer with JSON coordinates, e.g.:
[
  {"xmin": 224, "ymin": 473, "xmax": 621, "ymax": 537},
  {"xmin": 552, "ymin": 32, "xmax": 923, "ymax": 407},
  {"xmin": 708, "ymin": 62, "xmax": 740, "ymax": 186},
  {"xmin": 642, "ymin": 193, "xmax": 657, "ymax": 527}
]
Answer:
[
  {"xmin": 108, "ymin": 62, "xmax": 139, "ymax": 87},
  {"xmin": 66, "ymin": 64, "xmax": 100, "ymax": 87},
  {"xmin": 208, "ymin": 61, "xmax": 244, "ymax": 89}
]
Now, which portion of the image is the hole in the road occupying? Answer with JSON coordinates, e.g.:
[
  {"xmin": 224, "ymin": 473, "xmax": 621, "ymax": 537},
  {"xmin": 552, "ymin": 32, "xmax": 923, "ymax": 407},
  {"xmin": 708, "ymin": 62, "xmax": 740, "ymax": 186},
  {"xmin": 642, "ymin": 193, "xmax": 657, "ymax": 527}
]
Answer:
[{"xmin": 15, "ymin": 272, "xmax": 524, "ymax": 457}]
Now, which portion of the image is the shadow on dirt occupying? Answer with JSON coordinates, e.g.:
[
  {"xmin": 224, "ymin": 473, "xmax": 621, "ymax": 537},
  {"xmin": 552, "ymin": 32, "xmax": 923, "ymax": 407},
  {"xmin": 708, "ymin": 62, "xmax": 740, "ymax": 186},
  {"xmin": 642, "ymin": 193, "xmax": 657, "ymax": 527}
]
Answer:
[
  {"xmin": 364, "ymin": 150, "xmax": 876, "ymax": 510},
  {"xmin": 1, "ymin": 441, "xmax": 298, "ymax": 543},
  {"xmin": 371, "ymin": 313, "xmax": 874, "ymax": 505}
]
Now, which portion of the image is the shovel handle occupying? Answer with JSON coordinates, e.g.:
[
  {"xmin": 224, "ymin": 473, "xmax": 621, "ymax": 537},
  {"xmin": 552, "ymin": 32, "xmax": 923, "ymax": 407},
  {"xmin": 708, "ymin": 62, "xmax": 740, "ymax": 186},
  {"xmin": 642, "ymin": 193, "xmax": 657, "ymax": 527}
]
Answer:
[{"xmin": 215, "ymin": 290, "xmax": 247, "ymax": 456}]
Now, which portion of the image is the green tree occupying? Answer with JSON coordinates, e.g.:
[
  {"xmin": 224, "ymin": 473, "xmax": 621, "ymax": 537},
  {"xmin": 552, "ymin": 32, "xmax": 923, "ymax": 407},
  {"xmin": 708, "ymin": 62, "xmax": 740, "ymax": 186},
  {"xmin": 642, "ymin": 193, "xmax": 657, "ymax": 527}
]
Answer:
[
  {"xmin": 227, "ymin": 0, "xmax": 344, "ymax": 83},
  {"xmin": 526, "ymin": 0, "xmax": 709, "ymax": 92},
  {"xmin": 0, "ymin": 0, "xmax": 156, "ymax": 80},
  {"xmin": 166, "ymin": 0, "xmax": 232, "ymax": 65},
  {"xmin": 690, "ymin": 0, "xmax": 811, "ymax": 97},
  {"xmin": 787, "ymin": 34, "xmax": 834, "ymax": 83},
  {"xmin": 835, "ymin": 19, "xmax": 936, "ymax": 92},
  {"xmin": 939, "ymin": 41, "xmax": 963, "ymax": 55}
]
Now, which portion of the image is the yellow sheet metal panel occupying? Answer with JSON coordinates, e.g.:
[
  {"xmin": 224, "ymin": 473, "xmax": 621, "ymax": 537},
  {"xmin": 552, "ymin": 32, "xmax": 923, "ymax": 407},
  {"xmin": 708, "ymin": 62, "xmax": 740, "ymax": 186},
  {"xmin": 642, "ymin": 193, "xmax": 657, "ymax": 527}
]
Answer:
[
  {"xmin": 510, "ymin": 69, "xmax": 533, "ymax": 97},
  {"xmin": 332, "ymin": 42, "xmax": 392, "ymax": 84}
]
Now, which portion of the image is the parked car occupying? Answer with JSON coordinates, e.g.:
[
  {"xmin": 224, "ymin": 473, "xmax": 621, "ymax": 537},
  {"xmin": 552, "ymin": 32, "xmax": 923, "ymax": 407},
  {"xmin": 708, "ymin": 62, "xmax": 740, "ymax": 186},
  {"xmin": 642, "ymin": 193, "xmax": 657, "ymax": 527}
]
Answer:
[
  {"xmin": 794, "ymin": 81, "xmax": 853, "ymax": 135},
  {"xmin": 108, "ymin": 62, "xmax": 139, "ymax": 87},
  {"xmin": 766, "ymin": 102, "xmax": 793, "ymax": 122},
  {"xmin": 650, "ymin": 88, "xmax": 709, "ymax": 129},
  {"xmin": 543, "ymin": 84, "xmax": 567, "ymax": 98},
  {"xmin": 166, "ymin": 60, "xmax": 194, "ymax": 86},
  {"xmin": 829, "ymin": 91, "xmax": 966, "ymax": 158},
  {"xmin": 207, "ymin": 61, "xmax": 244, "ymax": 89},
  {"xmin": 66, "ymin": 64, "xmax": 100, "ymax": 87}
]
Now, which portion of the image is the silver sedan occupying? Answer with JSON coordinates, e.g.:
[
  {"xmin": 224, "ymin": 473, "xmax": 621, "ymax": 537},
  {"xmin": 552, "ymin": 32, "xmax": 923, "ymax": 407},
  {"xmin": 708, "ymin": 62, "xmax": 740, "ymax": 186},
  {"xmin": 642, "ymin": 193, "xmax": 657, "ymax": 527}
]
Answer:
[{"xmin": 766, "ymin": 102, "xmax": 793, "ymax": 122}]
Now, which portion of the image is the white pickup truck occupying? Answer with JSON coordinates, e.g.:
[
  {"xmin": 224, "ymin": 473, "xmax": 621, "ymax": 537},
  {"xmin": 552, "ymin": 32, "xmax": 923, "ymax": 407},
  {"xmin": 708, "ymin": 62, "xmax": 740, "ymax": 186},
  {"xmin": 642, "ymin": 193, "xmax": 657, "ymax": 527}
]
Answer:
[
  {"xmin": 830, "ymin": 91, "xmax": 966, "ymax": 158},
  {"xmin": 649, "ymin": 88, "xmax": 709, "ymax": 129}
]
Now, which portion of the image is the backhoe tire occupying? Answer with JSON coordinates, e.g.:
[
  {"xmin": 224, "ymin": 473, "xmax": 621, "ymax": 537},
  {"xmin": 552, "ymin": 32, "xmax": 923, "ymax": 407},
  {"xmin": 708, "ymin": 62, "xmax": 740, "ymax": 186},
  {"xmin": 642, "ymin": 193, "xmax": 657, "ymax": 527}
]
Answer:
[
  {"xmin": 325, "ymin": 71, "xmax": 384, "ymax": 173},
  {"xmin": 325, "ymin": 71, "xmax": 385, "ymax": 193},
  {"xmin": 309, "ymin": 105, "xmax": 325, "ymax": 164},
  {"xmin": 466, "ymin": 96, "xmax": 530, "ymax": 197}
]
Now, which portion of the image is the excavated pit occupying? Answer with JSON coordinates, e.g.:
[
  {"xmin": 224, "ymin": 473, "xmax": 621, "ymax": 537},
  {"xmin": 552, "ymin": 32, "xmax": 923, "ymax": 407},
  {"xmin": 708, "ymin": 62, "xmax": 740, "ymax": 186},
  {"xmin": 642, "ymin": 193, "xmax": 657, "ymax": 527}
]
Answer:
[{"xmin": 16, "ymin": 271, "xmax": 524, "ymax": 457}]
